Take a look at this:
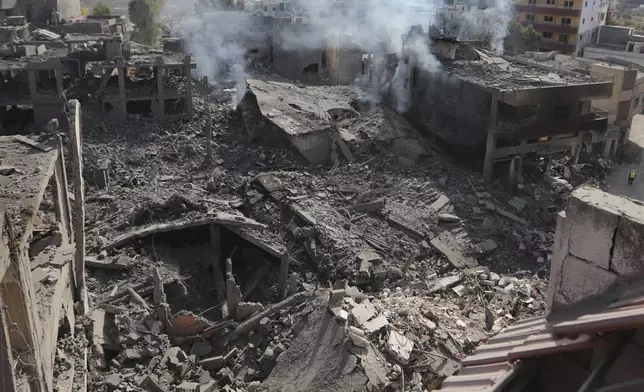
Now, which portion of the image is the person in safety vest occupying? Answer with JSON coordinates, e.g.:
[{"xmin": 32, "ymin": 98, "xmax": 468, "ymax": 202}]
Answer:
[{"xmin": 629, "ymin": 169, "xmax": 637, "ymax": 186}]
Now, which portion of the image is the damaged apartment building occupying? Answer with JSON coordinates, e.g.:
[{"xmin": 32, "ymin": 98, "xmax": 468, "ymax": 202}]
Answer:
[
  {"xmin": 396, "ymin": 26, "xmax": 616, "ymax": 180},
  {"xmin": 0, "ymin": 17, "xmax": 196, "ymax": 132}
]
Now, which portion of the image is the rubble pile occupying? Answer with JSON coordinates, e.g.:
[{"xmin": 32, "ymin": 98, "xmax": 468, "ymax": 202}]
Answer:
[{"xmin": 73, "ymin": 77, "xmax": 573, "ymax": 391}]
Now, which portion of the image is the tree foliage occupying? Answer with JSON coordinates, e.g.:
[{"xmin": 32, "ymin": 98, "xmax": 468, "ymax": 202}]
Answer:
[
  {"xmin": 92, "ymin": 2, "xmax": 113, "ymax": 16},
  {"xmin": 504, "ymin": 21, "xmax": 541, "ymax": 53},
  {"xmin": 129, "ymin": 0, "xmax": 162, "ymax": 46},
  {"xmin": 81, "ymin": 7, "xmax": 90, "ymax": 16}
]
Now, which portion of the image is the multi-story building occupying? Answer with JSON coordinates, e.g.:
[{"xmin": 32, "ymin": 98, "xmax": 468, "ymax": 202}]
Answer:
[{"xmin": 515, "ymin": 0, "xmax": 608, "ymax": 55}]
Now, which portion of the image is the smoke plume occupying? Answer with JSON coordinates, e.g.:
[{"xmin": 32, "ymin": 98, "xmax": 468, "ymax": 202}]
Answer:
[{"xmin": 163, "ymin": 0, "xmax": 514, "ymax": 106}]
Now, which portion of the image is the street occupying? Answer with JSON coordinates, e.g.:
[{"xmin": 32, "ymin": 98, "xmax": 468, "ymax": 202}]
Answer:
[{"xmin": 605, "ymin": 114, "xmax": 644, "ymax": 201}]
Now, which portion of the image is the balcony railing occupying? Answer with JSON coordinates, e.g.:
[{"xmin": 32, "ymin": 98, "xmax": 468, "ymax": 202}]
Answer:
[
  {"xmin": 515, "ymin": 4, "xmax": 582, "ymax": 16},
  {"xmin": 524, "ymin": 20, "xmax": 579, "ymax": 34}
]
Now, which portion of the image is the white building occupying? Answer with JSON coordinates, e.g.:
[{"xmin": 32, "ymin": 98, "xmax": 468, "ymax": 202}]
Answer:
[{"xmin": 577, "ymin": 0, "xmax": 609, "ymax": 55}]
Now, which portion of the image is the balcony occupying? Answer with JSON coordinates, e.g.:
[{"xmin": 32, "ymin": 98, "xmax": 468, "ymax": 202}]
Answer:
[
  {"xmin": 539, "ymin": 39, "xmax": 576, "ymax": 52},
  {"xmin": 515, "ymin": 4, "xmax": 581, "ymax": 16},
  {"xmin": 533, "ymin": 22, "xmax": 578, "ymax": 34}
]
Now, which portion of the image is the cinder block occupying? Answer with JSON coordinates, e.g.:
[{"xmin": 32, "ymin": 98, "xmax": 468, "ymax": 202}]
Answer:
[
  {"xmin": 611, "ymin": 214, "xmax": 644, "ymax": 279},
  {"xmin": 566, "ymin": 192, "xmax": 620, "ymax": 270},
  {"xmin": 554, "ymin": 255, "xmax": 619, "ymax": 309}
]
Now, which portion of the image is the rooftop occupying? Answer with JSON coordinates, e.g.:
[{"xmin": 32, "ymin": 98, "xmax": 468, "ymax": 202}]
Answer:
[
  {"xmin": 442, "ymin": 56, "xmax": 608, "ymax": 90},
  {"xmin": 0, "ymin": 48, "xmax": 67, "ymax": 71}
]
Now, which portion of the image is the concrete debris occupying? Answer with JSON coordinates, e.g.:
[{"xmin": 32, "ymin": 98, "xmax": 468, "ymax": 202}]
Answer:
[
  {"xmin": 429, "ymin": 195, "xmax": 450, "ymax": 212},
  {"xmin": 363, "ymin": 315, "xmax": 389, "ymax": 333},
  {"xmin": 55, "ymin": 52, "xmax": 575, "ymax": 392},
  {"xmin": 385, "ymin": 330, "xmax": 414, "ymax": 364},
  {"xmin": 351, "ymin": 302, "xmax": 376, "ymax": 325},
  {"xmin": 430, "ymin": 235, "xmax": 477, "ymax": 268},
  {"xmin": 235, "ymin": 302, "xmax": 265, "ymax": 321},
  {"xmin": 438, "ymin": 213, "xmax": 461, "ymax": 223},
  {"xmin": 480, "ymin": 239, "xmax": 498, "ymax": 253},
  {"xmin": 508, "ymin": 196, "xmax": 527, "ymax": 212}
]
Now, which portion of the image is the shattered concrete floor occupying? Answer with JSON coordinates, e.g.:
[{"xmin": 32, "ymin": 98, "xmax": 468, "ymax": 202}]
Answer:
[{"xmin": 67, "ymin": 76, "xmax": 571, "ymax": 391}]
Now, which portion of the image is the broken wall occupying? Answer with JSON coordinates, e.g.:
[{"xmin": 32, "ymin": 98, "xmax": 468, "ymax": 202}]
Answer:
[
  {"xmin": 272, "ymin": 23, "xmax": 328, "ymax": 81},
  {"xmin": 405, "ymin": 69, "xmax": 492, "ymax": 152},
  {"xmin": 547, "ymin": 186, "xmax": 644, "ymax": 315}
]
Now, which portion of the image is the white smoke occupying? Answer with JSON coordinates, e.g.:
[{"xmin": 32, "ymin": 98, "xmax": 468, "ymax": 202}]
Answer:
[{"xmin": 163, "ymin": 0, "xmax": 514, "ymax": 106}]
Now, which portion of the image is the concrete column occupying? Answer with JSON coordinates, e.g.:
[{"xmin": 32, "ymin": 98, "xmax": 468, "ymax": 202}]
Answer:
[
  {"xmin": 116, "ymin": 58, "xmax": 127, "ymax": 118},
  {"xmin": 508, "ymin": 156, "xmax": 517, "ymax": 184},
  {"xmin": 483, "ymin": 96, "xmax": 499, "ymax": 180},
  {"xmin": 27, "ymin": 69, "xmax": 38, "ymax": 98},
  {"xmin": 54, "ymin": 69, "xmax": 63, "ymax": 96},
  {"xmin": 209, "ymin": 224, "xmax": 225, "ymax": 319},
  {"xmin": 184, "ymin": 55, "xmax": 192, "ymax": 119},
  {"xmin": 572, "ymin": 143, "xmax": 582, "ymax": 165},
  {"xmin": 155, "ymin": 56, "xmax": 165, "ymax": 118},
  {"xmin": 68, "ymin": 100, "xmax": 88, "ymax": 315}
]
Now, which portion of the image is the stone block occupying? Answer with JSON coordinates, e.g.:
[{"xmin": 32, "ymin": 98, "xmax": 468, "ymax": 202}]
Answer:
[
  {"xmin": 611, "ymin": 214, "xmax": 644, "ymax": 279},
  {"xmin": 328, "ymin": 289, "xmax": 346, "ymax": 307},
  {"xmin": 554, "ymin": 255, "xmax": 619, "ymax": 308},
  {"xmin": 198, "ymin": 356, "xmax": 224, "ymax": 370},
  {"xmin": 566, "ymin": 194, "xmax": 620, "ymax": 270}
]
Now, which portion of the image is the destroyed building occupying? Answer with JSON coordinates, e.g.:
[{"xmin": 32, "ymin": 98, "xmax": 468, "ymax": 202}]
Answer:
[
  {"xmin": 398, "ymin": 27, "xmax": 615, "ymax": 180},
  {"xmin": 0, "ymin": 18, "xmax": 197, "ymax": 130},
  {"xmin": 0, "ymin": 114, "xmax": 84, "ymax": 392},
  {"xmin": 0, "ymin": 0, "xmax": 81, "ymax": 25}
]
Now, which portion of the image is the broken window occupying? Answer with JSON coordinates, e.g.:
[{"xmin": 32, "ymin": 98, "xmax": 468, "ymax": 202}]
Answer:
[
  {"xmin": 544, "ymin": 15, "xmax": 554, "ymax": 22},
  {"xmin": 546, "ymin": 0, "xmax": 556, "ymax": 5},
  {"xmin": 633, "ymin": 96, "xmax": 640, "ymax": 109},
  {"xmin": 543, "ymin": 32, "xmax": 553, "ymax": 39},
  {"xmin": 559, "ymin": 34, "xmax": 570, "ymax": 43},
  {"xmin": 628, "ymin": 43, "xmax": 635, "ymax": 52},
  {"xmin": 526, "ymin": 13, "xmax": 536, "ymax": 22},
  {"xmin": 561, "ymin": 17, "xmax": 571, "ymax": 25},
  {"xmin": 563, "ymin": 0, "xmax": 574, "ymax": 7},
  {"xmin": 302, "ymin": 63, "xmax": 319, "ymax": 75}
]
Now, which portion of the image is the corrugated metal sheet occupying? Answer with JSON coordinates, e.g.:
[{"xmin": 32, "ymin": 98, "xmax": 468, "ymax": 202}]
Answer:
[
  {"xmin": 439, "ymin": 362, "xmax": 517, "ymax": 392},
  {"xmin": 439, "ymin": 292, "xmax": 644, "ymax": 391},
  {"xmin": 461, "ymin": 317, "xmax": 547, "ymax": 367},
  {"xmin": 549, "ymin": 303, "xmax": 644, "ymax": 335}
]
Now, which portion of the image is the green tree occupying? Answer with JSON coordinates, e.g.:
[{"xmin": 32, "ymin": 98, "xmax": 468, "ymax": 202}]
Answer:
[
  {"xmin": 92, "ymin": 2, "xmax": 113, "ymax": 15},
  {"xmin": 128, "ymin": 0, "xmax": 162, "ymax": 46},
  {"xmin": 504, "ymin": 21, "xmax": 541, "ymax": 53}
]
